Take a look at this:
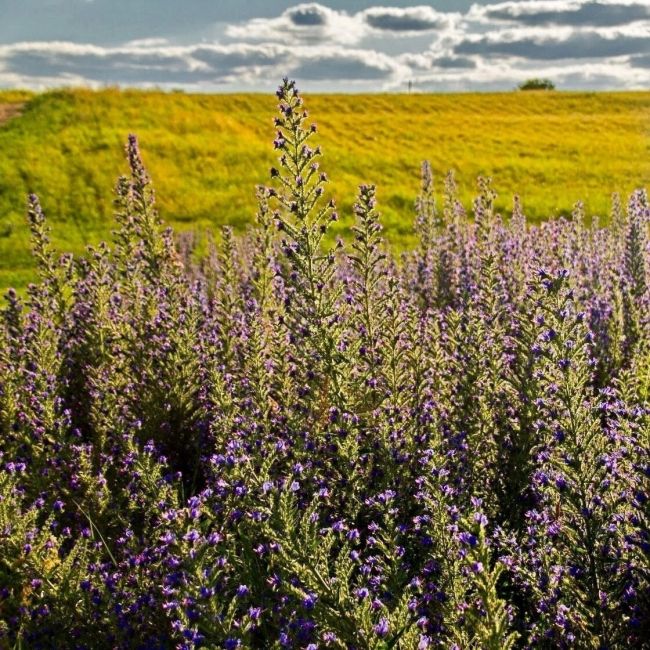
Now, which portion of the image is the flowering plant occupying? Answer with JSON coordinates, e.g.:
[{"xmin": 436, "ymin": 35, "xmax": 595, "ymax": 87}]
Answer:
[{"xmin": 0, "ymin": 78, "xmax": 648, "ymax": 648}]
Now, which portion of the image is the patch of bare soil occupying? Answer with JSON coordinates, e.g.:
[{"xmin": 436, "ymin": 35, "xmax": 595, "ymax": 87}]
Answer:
[{"xmin": 0, "ymin": 103, "xmax": 25, "ymax": 125}]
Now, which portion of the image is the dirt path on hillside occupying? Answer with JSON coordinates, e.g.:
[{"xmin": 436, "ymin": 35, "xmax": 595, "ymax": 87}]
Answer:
[{"xmin": 0, "ymin": 103, "xmax": 25, "ymax": 125}]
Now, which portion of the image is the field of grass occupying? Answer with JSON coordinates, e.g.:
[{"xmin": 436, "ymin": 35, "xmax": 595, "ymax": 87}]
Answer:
[{"xmin": 0, "ymin": 87, "xmax": 648, "ymax": 290}]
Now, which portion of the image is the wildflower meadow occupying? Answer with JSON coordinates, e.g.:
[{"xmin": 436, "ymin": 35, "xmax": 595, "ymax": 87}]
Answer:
[{"xmin": 0, "ymin": 78, "xmax": 648, "ymax": 648}]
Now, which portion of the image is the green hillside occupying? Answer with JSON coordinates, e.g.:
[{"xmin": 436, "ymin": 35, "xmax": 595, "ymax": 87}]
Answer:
[{"xmin": 0, "ymin": 88, "xmax": 649, "ymax": 290}]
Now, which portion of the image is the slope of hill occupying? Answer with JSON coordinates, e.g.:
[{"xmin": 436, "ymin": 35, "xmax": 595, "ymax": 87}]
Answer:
[{"xmin": 0, "ymin": 88, "xmax": 648, "ymax": 290}]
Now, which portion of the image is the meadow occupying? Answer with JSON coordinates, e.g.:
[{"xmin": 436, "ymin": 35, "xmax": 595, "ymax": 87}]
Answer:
[
  {"xmin": 0, "ymin": 78, "xmax": 648, "ymax": 648},
  {"xmin": 0, "ymin": 87, "xmax": 648, "ymax": 290}
]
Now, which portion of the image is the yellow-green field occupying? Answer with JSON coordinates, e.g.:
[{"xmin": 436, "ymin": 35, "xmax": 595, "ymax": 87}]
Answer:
[{"xmin": 0, "ymin": 88, "xmax": 649, "ymax": 290}]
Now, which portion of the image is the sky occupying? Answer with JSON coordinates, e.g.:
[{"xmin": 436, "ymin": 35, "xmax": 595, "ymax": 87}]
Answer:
[{"xmin": 0, "ymin": 0, "xmax": 648, "ymax": 92}]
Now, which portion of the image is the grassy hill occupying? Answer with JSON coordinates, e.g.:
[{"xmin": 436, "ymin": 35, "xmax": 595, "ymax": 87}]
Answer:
[{"xmin": 0, "ymin": 88, "xmax": 649, "ymax": 290}]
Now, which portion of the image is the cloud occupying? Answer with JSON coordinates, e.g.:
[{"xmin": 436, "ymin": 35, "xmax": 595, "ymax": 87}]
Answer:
[
  {"xmin": 629, "ymin": 53, "xmax": 650, "ymax": 67},
  {"xmin": 0, "ymin": 3, "xmax": 649, "ymax": 91},
  {"xmin": 0, "ymin": 40, "xmax": 405, "ymax": 90},
  {"xmin": 0, "ymin": 42, "xmax": 241, "ymax": 86},
  {"xmin": 430, "ymin": 55, "xmax": 477, "ymax": 69},
  {"xmin": 359, "ymin": 6, "xmax": 455, "ymax": 33},
  {"xmin": 225, "ymin": 3, "xmax": 364, "ymax": 46},
  {"xmin": 289, "ymin": 5, "xmax": 328, "ymax": 26},
  {"xmin": 226, "ymin": 3, "xmax": 457, "ymax": 46},
  {"xmin": 454, "ymin": 27, "xmax": 650, "ymax": 60},
  {"xmin": 393, "ymin": 59, "xmax": 649, "ymax": 92},
  {"xmin": 401, "ymin": 52, "xmax": 477, "ymax": 70},
  {"xmin": 0, "ymin": 42, "xmax": 286, "ymax": 88},
  {"xmin": 188, "ymin": 45, "xmax": 287, "ymax": 76},
  {"xmin": 124, "ymin": 38, "xmax": 171, "ymax": 48},
  {"xmin": 291, "ymin": 48, "xmax": 405, "ymax": 80},
  {"xmin": 471, "ymin": 1, "xmax": 650, "ymax": 27}
]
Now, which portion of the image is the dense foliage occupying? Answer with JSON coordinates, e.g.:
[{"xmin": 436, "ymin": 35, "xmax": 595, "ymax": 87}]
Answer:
[
  {"xmin": 518, "ymin": 79, "xmax": 556, "ymax": 91},
  {"xmin": 0, "ymin": 79, "xmax": 648, "ymax": 649}
]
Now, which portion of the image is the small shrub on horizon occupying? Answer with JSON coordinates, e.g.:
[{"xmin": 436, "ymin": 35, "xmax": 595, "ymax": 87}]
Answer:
[
  {"xmin": 0, "ymin": 77, "xmax": 648, "ymax": 648},
  {"xmin": 518, "ymin": 78, "xmax": 556, "ymax": 91}
]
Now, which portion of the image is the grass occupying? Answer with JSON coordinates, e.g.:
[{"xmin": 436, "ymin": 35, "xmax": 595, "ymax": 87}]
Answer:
[{"xmin": 0, "ymin": 87, "xmax": 648, "ymax": 291}]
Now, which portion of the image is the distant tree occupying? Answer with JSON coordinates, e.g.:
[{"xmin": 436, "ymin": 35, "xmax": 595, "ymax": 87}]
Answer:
[{"xmin": 518, "ymin": 78, "xmax": 556, "ymax": 91}]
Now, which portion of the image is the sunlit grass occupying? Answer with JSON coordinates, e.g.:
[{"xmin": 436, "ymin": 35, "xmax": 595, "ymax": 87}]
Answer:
[{"xmin": 0, "ymin": 87, "xmax": 648, "ymax": 290}]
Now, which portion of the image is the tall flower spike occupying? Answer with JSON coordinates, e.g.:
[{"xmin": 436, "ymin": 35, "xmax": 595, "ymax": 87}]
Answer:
[
  {"xmin": 26, "ymin": 193, "xmax": 73, "ymax": 315},
  {"xmin": 624, "ymin": 190, "xmax": 647, "ymax": 300},
  {"xmin": 267, "ymin": 78, "xmax": 345, "ymax": 409},
  {"xmin": 27, "ymin": 194, "xmax": 57, "ymax": 285},
  {"xmin": 414, "ymin": 161, "xmax": 440, "ymax": 310},
  {"xmin": 269, "ymin": 78, "xmax": 336, "ymax": 258},
  {"xmin": 113, "ymin": 134, "xmax": 179, "ymax": 284},
  {"xmin": 474, "ymin": 176, "xmax": 497, "ymax": 244},
  {"xmin": 349, "ymin": 184, "xmax": 387, "ymax": 411},
  {"xmin": 415, "ymin": 160, "xmax": 439, "ymax": 254}
]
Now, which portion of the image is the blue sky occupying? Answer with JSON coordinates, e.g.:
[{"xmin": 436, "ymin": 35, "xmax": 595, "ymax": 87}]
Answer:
[{"xmin": 0, "ymin": 1, "xmax": 648, "ymax": 91}]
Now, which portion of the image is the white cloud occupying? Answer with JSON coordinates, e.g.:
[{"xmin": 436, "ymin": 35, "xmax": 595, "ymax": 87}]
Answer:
[
  {"xmin": 359, "ymin": 6, "xmax": 458, "ymax": 33},
  {"xmin": 400, "ymin": 52, "xmax": 478, "ymax": 70},
  {"xmin": 452, "ymin": 25, "xmax": 650, "ymax": 60},
  {"xmin": 0, "ymin": 3, "xmax": 649, "ymax": 91},
  {"xmin": 226, "ymin": 3, "xmax": 365, "ymax": 46},
  {"xmin": 290, "ymin": 46, "xmax": 408, "ymax": 81},
  {"xmin": 0, "ymin": 40, "xmax": 406, "ymax": 90},
  {"xmin": 388, "ymin": 59, "xmax": 650, "ymax": 92},
  {"xmin": 124, "ymin": 38, "xmax": 171, "ymax": 48},
  {"xmin": 226, "ymin": 3, "xmax": 459, "ymax": 46},
  {"xmin": 469, "ymin": 0, "xmax": 650, "ymax": 26}
]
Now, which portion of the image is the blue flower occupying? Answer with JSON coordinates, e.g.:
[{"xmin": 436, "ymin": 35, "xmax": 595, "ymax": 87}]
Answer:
[
  {"xmin": 458, "ymin": 532, "xmax": 478, "ymax": 547},
  {"xmin": 374, "ymin": 617, "xmax": 389, "ymax": 638}
]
